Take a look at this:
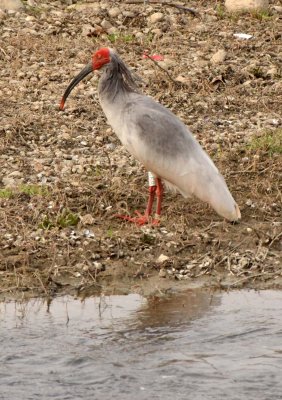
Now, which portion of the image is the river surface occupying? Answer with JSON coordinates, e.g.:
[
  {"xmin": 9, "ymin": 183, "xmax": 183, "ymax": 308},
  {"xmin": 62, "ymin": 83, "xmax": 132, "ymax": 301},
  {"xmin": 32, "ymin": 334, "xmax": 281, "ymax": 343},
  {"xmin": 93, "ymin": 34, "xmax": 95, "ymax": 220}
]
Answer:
[{"xmin": 0, "ymin": 290, "xmax": 281, "ymax": 400}]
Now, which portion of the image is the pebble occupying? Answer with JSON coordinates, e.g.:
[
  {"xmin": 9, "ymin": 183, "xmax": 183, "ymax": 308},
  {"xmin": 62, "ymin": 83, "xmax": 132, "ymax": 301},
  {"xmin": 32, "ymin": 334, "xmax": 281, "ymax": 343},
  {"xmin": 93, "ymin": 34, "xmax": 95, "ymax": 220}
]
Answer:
[
  {"xmin": 107, "ymin": 26, "xmax": 119, "ymax": 35},
  {"xmin": 108, "ymin": 7, "xmax": 121, "ymax": 18},
  {"xmin": 211, "ymin": 49, "xmax": 226, "ymax": 64},
  {"xmin": 266, "ymin": 67, "xmax": 277, "ymax": 78},
  {"xmin": 25, "ymin": 15, "xmax": 35, "ymax": 21},
  {"xmin": 273, "ymin": 6, "xmax": 282, "ymax": 13},
  {"xmin": 148, "ymin": 12, "xmax": 164, "ymax": 24},
  {"xmin": 225, "ymin": 0, "xmax": 269, "ymax": 12},
  {"xmin": 101, "ymin": 19, "xmax": 112, "ymax": 30},
  {"xmin": 151, "ymin": 28, "xmax": 163, "ymax": 36},
  {"xmin": 0, "ymin": 0, "xmax": 24, "ymax": 11},
  {"xmin": 8, "ymin": 170, "xmax": 22, "ymax": 178},
  {"xmin": 80, "ymin": 214, "xmax": 95, "ymax": 226},
  {"xmin": 159, "ymin": 269, "xmax": 167, "ymax": 278},
  {"xmin": 81, "ymin": 24, "xmax": 94, "ymax": 36},
  {"xmin": 2, "ymin": 177, "xmax": 16, "ymax": 187},
  {"xmin": 156, "ymin": 254, "xmax": 169, "ymax": 264},
  {"xmin": 0, "ymin": 9, "xmax": 6, "ymax": 19}
]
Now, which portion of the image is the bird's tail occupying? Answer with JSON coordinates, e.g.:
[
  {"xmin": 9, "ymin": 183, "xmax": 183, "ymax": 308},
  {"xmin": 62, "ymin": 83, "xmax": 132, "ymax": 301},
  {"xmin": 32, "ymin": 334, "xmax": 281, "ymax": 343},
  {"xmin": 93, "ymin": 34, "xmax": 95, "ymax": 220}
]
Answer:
[
  {"xmin": 196, "ymin": 173, "xmax": 241, "ymax": 221},
  {"xmin": 174, "ymin": 168, "xmax": 241, "ymax": 221}
]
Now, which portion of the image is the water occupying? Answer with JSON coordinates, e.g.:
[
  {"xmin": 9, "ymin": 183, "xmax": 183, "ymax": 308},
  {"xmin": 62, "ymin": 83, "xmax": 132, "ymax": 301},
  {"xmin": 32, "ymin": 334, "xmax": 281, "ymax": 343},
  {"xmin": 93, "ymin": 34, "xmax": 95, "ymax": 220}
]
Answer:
[{"xmin": 0, "ymin": 290, "xmax": 282, "ymax": 400}]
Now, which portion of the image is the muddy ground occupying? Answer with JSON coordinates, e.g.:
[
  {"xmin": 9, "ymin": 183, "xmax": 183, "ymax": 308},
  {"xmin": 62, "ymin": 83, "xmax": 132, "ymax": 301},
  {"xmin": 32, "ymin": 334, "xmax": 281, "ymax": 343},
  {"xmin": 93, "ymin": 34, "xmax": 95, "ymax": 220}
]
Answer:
[{"xmin": 0, "ymin": 0, "xmax": 281, "ymax": 300}]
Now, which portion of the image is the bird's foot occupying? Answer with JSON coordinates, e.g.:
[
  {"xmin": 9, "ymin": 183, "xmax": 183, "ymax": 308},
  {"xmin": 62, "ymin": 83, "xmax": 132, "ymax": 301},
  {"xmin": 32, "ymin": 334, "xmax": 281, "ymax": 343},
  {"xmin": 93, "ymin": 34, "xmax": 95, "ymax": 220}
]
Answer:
[{"xmin": 115, "ymin": 211, "xmax": 160, "ymax": 226}]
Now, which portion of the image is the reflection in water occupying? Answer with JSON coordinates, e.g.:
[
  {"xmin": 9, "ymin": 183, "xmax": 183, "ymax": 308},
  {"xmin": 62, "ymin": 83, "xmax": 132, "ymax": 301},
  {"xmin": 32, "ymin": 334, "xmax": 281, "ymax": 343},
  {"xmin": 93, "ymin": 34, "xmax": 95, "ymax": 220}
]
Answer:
[
  {"xmin": 136, "ymin": 289, "xmax": 220, "ymax": 328},
  {"xmin": 0, "ymin": 290, "xmax": 282, "ymax": 400}
]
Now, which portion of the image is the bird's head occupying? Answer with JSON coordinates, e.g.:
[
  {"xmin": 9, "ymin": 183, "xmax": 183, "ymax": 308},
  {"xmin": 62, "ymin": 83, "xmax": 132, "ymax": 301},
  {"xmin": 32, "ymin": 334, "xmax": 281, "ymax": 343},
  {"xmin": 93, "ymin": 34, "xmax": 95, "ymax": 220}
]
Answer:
[
  {"xmin": 92, "ymin": 47, "xmax": 111, "ymax": 70},
  {"xmin": 59, "ymin": 47, "xmax": 112, "ymax": 111}
]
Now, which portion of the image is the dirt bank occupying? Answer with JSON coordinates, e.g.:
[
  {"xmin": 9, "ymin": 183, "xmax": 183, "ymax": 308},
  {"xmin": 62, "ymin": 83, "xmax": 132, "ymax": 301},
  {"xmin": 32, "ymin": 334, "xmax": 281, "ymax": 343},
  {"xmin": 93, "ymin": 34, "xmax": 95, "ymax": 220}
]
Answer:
[{"xmin": 0, "ymin": 0, "xmax": 281, "ymax": 300}]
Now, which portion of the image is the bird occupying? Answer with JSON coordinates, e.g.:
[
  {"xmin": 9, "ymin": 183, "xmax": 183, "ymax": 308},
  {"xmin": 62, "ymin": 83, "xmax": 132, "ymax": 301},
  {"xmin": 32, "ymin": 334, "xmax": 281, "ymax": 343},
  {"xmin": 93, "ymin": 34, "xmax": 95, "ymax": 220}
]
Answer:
[{"xmin": 60, "ymin": 47, "xmax": 241, "ymax": 225}]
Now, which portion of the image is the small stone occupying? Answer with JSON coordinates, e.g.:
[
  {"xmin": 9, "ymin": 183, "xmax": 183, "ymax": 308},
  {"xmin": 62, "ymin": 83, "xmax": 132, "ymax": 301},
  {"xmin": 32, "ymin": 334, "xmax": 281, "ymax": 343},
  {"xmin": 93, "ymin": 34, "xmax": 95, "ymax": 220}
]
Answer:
[
  {"xmin": 68, "ymin": 3, "xmax": 100, "ymax": 13},
  {"xmin": 266, "ymin": 67, "xmax": 277, "ymax": 78},
  {"xmin": 8, "ymin": 170, "xmax": 22, "ymax": 178},
  {"xmin": 0, "ymin": 9, "xmax": 6, "ymax": 19},
  {"xmin": 211, "ymin": 49, "xmax": 226, "ymax": 64},
  {"xmin": 25, "ymin": 15, "xmax": 35, "ymax": 21},
  {"xmin": 159, "ymin": 268, "xmax": 167, "ymax": 278},
  {"xmin": 151, "ymin": 28, "xmax": 163, "ymax": 36},
  {"xmin": 61, "ymin": 132, "xmax": 71, "ymax": 140},
  {"xmin": 225, "ymin": 0, "xmax": 269, "ymax": 12},
  {"xmin": 108, "ymin": 7, "xmax": 121, "ymax": 18},
  {"xmin": 80, "ymin": 214, "xmax": 95, "ymax": 226},
  {"xmin": 0, "ymin": 0, "xmax": 24, "ymax": 11},
  {"xmin": 148, "ymin": 12, "xmax": 164, "ymax": 24},
  {"xmin": 156, "ymin": 254, "xmax": 169, "ymax": 264},
  {"xmin": 107, "ymin": 26, "xmax": 119, "ymax": 35},
  {"xmin": 2, "ymin": 177, "xmax": 16, "ymax": 187},
  {"xmin": 175, "ymin": 75, "xmax": 190, "ymax": 85},
  {"xmin": 93, "ymin": 261, "xmax": 103, "ymax": 271},
  {"xmin": 101, "ymin": 19, "xmax": 112, "ymax": 30},
  {"xmin": 81, "ymin": 24, "xmax": 94, "ymax": 36},
  {"xmin": 135, "ymin": 32, "xmax": 144, "ymax": 39},
  {"xmin": 273, "ymin": 6, "xmax": 282, "ymax": 13}
]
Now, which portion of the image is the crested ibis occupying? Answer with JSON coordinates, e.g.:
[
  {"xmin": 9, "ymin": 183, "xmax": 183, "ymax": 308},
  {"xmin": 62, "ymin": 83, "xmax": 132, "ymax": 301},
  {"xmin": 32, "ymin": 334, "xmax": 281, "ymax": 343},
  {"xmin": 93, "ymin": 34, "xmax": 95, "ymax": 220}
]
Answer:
[{"xmin": 60, "ymin": 47, "xmax": 241, "ymax": 225}]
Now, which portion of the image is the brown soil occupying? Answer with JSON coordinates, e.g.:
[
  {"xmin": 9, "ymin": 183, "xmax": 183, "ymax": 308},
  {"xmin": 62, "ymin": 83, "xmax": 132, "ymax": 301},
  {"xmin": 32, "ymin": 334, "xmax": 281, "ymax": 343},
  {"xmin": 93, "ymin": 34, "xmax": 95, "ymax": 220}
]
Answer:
[{"xmin": 0, "ymin": 0, "xmax": 281, "ymax": 301}]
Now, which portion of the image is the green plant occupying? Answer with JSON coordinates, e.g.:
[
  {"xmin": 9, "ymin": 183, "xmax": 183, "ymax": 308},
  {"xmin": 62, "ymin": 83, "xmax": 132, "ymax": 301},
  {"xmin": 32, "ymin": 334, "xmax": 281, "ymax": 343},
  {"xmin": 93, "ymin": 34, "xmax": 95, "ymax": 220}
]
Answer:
[
  {"xmin": 56, "ymin": 209, "xmax": 80, "ymax": 228},
  {"xmin": 20, "ymin": 184, "xmax": 49, "ymax": 196},
  {"xmin": 248, "ymin": 129, "xmax": 282, "ymax": 155},
  {"xmin": 251, "ymin": 9, "xmax": 272, "ymax": 21},
  {"xmin": 107, "ymin": 33, "xmax": 134, "ymax": 44},
  {"xmin": 39, "ymin": 209, "xmax": 80, "ymax": 230},
  {"xmin": 39, "ymin": 216, "xmax": 54, "ymax": 230},
  {"xmin": 141, "ymin": 233, "xmax": 155, "ymax": 245},
  {"xmin": 0, "ymin": 188, "xmax": 13, "ymax": 199},
  {"xmin": 144, "ymin": 32, "xmax": 154, "ymax": 44},
  {"xmin": 216, "ymin": 4, "xmax": 225, "ymax": 19},
  {"xmin": 106, "ymin": 227, "xmax": 114, "ymax": 238}
]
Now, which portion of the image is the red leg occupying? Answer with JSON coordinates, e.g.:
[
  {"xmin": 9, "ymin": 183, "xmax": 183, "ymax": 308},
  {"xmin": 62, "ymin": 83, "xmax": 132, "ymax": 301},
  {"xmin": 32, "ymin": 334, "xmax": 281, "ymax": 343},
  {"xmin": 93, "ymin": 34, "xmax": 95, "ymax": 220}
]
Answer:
[
  {"xmin": 153, "ymin": 178, "xmax": 163, "ymax": 225},
  {"xmin": 115, "ymin": 185, "xmax": 157, "ymax": 226},
  {"xmin": 145, "ymin": 185, "xmax": 157, "ymax": 217}
]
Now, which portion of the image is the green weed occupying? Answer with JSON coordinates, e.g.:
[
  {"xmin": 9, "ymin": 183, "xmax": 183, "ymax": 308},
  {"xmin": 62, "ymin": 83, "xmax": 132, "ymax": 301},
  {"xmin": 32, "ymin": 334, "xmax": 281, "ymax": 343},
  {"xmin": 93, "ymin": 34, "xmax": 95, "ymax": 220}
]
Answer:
[
  {"xmin": 107, "ymin": 33, "xmax": 134, "ymax": 44},
  {"xmin": 39, "ymin": 209, "xmax": 80, "ymax": 230},
  {"xmin": 20, "ymin": 184, "xmax": 49, "ymax": 196},
  {"xmin": 251, "ymin": 9, "xmax": 272, "ymax": 20},
  {"xmin": 248, "ymin": 129, "xmax": 282, "ymax": 155},
  {"xmin": 216, "ymin": 4, "xmax": 225, "ymax": 19},
  {"xmin": 0, "ymin": 189, "xmax": 13, "ymax": 199}
]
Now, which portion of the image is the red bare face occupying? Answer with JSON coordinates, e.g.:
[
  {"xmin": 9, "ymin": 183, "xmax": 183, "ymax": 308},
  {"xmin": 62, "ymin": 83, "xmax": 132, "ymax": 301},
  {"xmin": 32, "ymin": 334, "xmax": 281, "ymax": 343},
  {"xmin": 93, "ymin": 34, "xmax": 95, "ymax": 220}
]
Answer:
[{"xmin": 92, "ymin": 47, "xmax": 111, "ymax": 70}]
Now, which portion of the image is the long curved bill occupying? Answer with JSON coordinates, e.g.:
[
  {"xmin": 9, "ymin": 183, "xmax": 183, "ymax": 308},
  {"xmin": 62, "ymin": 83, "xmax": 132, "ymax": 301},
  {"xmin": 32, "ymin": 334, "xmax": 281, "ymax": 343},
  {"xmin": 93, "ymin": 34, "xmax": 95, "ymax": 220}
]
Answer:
[{"xmin": 59, "ymin": 62, "xmax": 93, "ymax": 110}]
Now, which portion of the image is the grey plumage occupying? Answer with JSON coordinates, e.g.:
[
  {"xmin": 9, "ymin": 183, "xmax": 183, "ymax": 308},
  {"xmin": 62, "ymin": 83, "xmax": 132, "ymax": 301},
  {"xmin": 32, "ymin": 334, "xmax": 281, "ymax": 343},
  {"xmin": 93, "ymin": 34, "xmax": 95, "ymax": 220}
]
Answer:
[
  {"xmin": 99, "ymin": 52, "xmax": 139, "ymax": 101},
  {"xmin": 60, "ymin": 48, "xmax": 241, "ymax": 222}
]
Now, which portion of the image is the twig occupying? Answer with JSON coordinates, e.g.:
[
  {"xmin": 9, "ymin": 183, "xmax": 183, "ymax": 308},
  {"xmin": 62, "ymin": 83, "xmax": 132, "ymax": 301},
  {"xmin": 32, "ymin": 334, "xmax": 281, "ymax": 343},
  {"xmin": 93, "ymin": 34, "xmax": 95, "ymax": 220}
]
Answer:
[
  {"xmin": 33, "ymin": 271, "xmax": 48, "ymax": 295},
  {"xmin": 0, "ymin": 47, "xmax": 8, "ymax": 58},
  {"xmin": 124, "ymin": 0, "xmax": 198, "ymax": 16},
  {"xmin": 268, "ymin": 231, "xmax": 282, "ymax": 249}
]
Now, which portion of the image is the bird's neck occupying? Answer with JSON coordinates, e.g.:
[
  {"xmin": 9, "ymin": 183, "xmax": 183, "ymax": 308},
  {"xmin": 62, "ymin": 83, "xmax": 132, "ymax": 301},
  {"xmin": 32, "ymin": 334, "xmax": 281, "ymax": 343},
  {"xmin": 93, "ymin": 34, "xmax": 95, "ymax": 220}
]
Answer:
[{"xmin": 98, "ymin": 56, "xmax": 139, "ymax": 103}]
